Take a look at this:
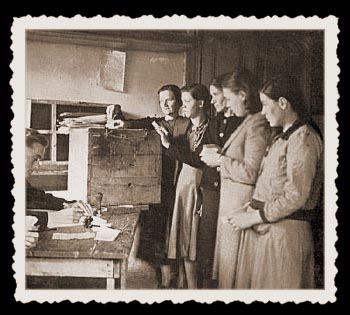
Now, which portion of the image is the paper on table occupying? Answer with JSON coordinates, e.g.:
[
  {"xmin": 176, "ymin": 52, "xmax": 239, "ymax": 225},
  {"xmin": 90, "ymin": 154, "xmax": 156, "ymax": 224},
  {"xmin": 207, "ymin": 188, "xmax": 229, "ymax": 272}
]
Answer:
[
  {"xmin": 48, "ymin": 222, "xmax": 84, "ymax": 228},
  {"xmin": 93, "ymin": 226, "xmax": 121, "ymax": 241},
  {"xmin": 52, "ymin": 231, "xmax": 96, "ymax": 240},
  {"xmin": 91, "ymin": 216, "xmax": 111, "ymax": 227}
]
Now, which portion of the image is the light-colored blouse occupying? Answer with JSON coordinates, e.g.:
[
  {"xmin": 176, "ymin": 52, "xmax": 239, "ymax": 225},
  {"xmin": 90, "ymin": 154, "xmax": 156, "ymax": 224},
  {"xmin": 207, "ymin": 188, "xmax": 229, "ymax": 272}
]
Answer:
[{"xmin": 252, "ymin": 122, "xmax": 323, "ymax": 222}]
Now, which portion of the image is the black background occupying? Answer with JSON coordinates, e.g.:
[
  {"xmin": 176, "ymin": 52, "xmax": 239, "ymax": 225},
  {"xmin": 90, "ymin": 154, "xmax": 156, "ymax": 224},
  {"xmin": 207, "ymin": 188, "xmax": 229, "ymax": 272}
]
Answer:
[{"xmin": 1, "ymin": 5, "xmax": 349, "ymax": 311}]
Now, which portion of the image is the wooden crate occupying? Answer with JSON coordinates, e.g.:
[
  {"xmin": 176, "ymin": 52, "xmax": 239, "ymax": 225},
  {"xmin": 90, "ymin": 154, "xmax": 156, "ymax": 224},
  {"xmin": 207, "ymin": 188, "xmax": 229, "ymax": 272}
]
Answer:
[{"xmin": 68, "ymin": 128, "xmax": 161, "ymax": 206}]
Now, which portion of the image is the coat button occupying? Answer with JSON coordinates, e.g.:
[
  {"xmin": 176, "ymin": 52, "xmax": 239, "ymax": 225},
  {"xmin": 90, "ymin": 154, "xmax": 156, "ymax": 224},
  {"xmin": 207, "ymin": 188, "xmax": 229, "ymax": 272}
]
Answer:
[
  {"xmin": 213, "ymin": 181, "xmax": 219, "ymax": 187},
  {"xmin": 219, "ymin": 132, "xmax": 224, "ymax": 138},
  {"xmin": 216, "ymin": 166, "xmax": 221, "ymax": 172}
]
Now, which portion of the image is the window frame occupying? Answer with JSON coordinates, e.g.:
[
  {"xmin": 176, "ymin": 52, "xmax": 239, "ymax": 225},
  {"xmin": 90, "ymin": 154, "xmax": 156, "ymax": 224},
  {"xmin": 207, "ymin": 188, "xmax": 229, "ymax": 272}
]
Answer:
[{"xmin": 27, "ymin": 98, "xmax": 109, "ymax": 169}]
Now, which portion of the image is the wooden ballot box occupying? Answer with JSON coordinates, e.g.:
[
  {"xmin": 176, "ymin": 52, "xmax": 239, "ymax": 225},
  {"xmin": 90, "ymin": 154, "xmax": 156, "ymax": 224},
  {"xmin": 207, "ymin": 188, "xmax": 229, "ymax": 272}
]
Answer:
[{"xmin": 68, "ymin": 128, "xmax": 161, "ymax": 206}]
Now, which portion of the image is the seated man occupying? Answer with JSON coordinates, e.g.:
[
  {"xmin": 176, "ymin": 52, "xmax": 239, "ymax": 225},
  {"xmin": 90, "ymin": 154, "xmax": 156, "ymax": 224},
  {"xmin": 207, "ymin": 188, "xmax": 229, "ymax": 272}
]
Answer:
[{"xmin": 25, "ymin": 129, "xmax": 85, "ymax": 238}]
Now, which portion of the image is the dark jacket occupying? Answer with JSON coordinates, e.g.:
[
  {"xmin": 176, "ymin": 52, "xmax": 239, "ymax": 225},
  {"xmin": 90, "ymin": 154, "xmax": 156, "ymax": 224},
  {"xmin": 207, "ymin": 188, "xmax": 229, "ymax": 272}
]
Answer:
[
  {"xmin": 167, "ymin": 114, "xmax": 245, "ymax": 191},
  {"xmin": 26, "ymin": 180, "xmax": 71, "ymax": 210},
  {"xmin": 127, "ymin": 115, "xmax": 191, "ymax": 262},
  {"xmin": 26, "ymin": 180, "xmax": 75, "ymax": 230}
]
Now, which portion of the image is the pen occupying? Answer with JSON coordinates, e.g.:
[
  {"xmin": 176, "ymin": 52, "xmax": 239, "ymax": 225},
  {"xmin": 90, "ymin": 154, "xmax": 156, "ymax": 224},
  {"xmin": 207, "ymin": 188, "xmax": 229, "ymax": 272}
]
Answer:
[{"xmin": 90, "ymin": 224, "xmax": 114, "ymax": 229}]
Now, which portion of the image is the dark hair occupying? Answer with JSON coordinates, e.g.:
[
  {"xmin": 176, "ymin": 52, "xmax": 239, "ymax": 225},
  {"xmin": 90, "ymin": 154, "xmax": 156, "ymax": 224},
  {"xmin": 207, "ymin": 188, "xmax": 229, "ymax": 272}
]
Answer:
[
  {"xmin": 259, "ymin": 75, "xmax": 307, "ymax": 117},
  {"xmin": 26, "ymin": 128, "xmax": 49, "ymax": 148},
  {"xmin": 260, "ymin": 75, "xmax": 322, "ymax": 138},
  {"xmin": 158, "ymin": 84, "xmax": 182, "ymax": 107},
  {"xmin": 210, "ymin": 72, "xmax": 231, "ymax": 90},
  {"xmin": 221, "ymin": 69, "xmax": 261, "ymax": 114},
  {"xmin": 181, "ymin": 84, "xmax": 211, "ymax": 116}
]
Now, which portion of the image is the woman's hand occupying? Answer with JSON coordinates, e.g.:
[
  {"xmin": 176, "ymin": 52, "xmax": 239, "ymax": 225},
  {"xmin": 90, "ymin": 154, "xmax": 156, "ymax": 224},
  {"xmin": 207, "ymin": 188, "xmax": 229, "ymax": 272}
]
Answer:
[
  {"xmin": 200, "ymin": 149, "xmax": 222, "ymax": 167},
  {"xmin": 155, "ymin": 128, "xmax": 171, "ymax": 149},
  {"xmin": 228, "ymin": 207, "xmax": 262, "ymax": 230}
]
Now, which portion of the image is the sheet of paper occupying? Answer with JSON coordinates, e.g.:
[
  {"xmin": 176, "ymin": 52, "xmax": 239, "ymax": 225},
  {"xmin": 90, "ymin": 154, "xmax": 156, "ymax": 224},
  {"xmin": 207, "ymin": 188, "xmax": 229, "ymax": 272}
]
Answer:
[
  {"xmin": 94, "ymin": 226, "xmax": 121, "ymax": 242},
  {"xmin": 48, "ymin": 222, "xmax": 84, "ymax": 229},
  {"xmin": 52, "ymin": 231, "xmax": 96, "ymax": 240}
]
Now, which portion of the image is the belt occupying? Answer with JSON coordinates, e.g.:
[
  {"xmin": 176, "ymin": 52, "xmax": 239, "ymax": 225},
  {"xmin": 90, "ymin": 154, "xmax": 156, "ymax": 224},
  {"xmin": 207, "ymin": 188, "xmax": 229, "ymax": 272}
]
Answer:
[
  {"xmin": 250, "ymin": 199, "xmax": 315, "ymax": 222},
  {"xmin": 285, "ymin": 208, "xmax": 315, "ymax": 222}
]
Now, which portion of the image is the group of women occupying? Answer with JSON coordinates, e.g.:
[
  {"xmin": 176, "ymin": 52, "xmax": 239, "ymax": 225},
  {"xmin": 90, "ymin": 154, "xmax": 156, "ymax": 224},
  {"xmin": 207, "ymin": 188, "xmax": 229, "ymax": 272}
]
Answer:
[{"xmin": 131, "ymin": 68, "xmax": 323, "ymax": 289}]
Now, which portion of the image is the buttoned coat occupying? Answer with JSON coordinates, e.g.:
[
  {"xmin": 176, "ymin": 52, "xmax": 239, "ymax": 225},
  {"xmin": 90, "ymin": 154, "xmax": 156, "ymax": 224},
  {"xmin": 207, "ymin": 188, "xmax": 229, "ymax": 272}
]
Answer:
[{"xmin": 213, "ymin": 112, "xmax": 270, "ymax": 288}]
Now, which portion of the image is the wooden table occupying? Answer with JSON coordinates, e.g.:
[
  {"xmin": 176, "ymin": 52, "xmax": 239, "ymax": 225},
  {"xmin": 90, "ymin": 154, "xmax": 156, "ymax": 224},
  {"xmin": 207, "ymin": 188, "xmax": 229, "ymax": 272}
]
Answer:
[{"xmin": 26, "ymin": 207, "xmax": 140, "ymax": 289}]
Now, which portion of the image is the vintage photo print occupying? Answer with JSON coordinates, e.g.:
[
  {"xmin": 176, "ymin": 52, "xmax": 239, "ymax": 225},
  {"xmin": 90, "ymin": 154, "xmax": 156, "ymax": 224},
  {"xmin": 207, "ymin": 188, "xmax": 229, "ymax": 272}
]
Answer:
[{"xmin": 11, "ymin": 15, "xmax": 339, "ymax": 303}]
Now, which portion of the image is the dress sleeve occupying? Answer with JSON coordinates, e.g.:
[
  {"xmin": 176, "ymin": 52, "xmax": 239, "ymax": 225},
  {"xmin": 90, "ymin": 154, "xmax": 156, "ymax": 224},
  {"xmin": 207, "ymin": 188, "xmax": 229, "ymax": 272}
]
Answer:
[
  {"xmin": 261, "ymin": 128, "xmax": 322, "ymax": 222},
  {"xmin": 220, "ymin": 117, "xmax": 270, "ymax": 185},
  {"xmin": 167, "ymin": 137, "xmax": 204, "ymax": 168}
]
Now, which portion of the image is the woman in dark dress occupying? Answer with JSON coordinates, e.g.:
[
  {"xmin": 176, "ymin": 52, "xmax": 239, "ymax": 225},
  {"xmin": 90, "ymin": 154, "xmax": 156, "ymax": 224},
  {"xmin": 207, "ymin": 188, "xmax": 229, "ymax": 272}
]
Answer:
[
  {"xmin": 125, "ymin": 85, "xmax": 190, "ymax": 288},
  {"xmin": 196, "ymin": 74, "xmax": 245, "ymax": 288},
  {"xmin": 156, "ymin": 84, "xmax": 211, "ymax": 288},
  {"xmin": 155, "ymin": 77, "xmax": 245, "ymax": 288}
]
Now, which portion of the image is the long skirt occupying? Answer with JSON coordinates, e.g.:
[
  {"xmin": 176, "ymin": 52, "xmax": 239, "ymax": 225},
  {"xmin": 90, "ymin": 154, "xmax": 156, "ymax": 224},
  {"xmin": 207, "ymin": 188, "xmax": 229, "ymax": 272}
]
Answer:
[
  {"xmin": 167, "ymin": 163, "xmax": 203, "ymax": 261},
  {"xmin": 212, "ymin": 181, "xmax": 254, "ymax": 288},
  {"xmin": 196, "ymin": 188, "xmax": 220, "ymax": 279},
  {"xmin": 235, "ymin": 219, "xmax": 315, "ymax": 288},
  {"xmin": 136, "ymin": 200, "xmax": 174, "ymax": 265}
]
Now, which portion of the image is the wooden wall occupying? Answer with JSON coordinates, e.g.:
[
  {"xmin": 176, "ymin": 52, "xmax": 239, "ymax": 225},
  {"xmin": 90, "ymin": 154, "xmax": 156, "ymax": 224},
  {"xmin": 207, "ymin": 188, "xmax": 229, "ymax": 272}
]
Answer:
[{"xmin": 196, "ymin": 31, "xmax": 324, "ymax": 124}]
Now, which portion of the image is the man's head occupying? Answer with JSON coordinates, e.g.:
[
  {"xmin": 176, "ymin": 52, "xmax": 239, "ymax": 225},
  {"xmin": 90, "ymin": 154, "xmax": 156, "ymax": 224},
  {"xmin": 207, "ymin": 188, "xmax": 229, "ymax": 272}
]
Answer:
[{"xmin": 25, "ymin": 129, "xmax": 48, "ymax": 179}]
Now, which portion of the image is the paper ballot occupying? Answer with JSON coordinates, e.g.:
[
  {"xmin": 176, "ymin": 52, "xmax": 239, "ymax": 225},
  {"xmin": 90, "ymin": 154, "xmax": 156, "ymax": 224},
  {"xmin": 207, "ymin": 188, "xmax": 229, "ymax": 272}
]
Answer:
[
  {"xmin": 52, "ymin": 231, "xmax": 96, "ymax": 240},
  {"xmin": 92, "ymin": 226, "xmax": 121, "ymax": 241}
]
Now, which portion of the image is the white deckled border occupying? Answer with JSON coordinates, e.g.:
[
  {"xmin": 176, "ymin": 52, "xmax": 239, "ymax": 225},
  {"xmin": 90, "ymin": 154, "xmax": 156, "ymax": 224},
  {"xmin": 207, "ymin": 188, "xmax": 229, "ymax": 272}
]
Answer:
[{"xmin": 11, "ymin": 15, "xmax": 339, "ymax": 304}]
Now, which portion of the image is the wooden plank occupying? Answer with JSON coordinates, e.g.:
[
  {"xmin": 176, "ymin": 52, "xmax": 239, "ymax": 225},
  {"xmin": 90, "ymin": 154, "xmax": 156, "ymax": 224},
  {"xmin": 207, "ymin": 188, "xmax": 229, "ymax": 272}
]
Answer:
[
  {"xmin": 51, "ymin": 103, "xmax": 57, "ymax": 162},
  {"xmin": 68, "ymin": 128, "xmax": 89, "ymax": 202},
  {"xmin": 27, "ymin": 30, "xmax": 194, "ymax": 53},
  {"xmin": 27, "ymin": 225, "xmax": 97, "ymax": 259},
  {"xmin": 92, "ymin": 212, "xmax": 140, "ymax": 259},
  {"xmin": 88, "ymin": 177, "xmax": 161, "ymax": 206},
  {"xmin": 27, "ymin": 212, "xmax": 140, "ymax": 260},
  {"xmin": 106, "ymin": 278, "xmax": 115, "ymax": 290},
  {"xmin": 119, "ymin": 259, "xmax": 128, "ymax": 289},
  {"xmin": 90, "ymin": 155, "xmax": 161, "ymax": 178},
  {"xmin": 89, "ymin": 129, "xmax": 161, "ymax": 155},
  {"xmin": 26, "ymin": 258, "xmax": 115, "ymax": 278},
  {"xmin": 25, "ymin": 99, "xmax": 32, "ymax": 128}
]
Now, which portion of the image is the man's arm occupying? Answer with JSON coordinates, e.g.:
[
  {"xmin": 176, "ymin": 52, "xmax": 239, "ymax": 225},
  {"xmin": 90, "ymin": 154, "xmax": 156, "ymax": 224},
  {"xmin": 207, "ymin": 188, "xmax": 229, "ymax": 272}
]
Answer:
[{"xmin": 26, "ymin": 181, "xmax": 74, "ymax": 210}]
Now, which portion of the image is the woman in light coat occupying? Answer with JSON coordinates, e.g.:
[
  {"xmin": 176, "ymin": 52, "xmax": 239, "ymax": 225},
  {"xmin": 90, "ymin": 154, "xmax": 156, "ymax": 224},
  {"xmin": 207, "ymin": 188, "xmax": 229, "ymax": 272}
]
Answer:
[{"xmin": 200, "ymin": 69, "xmax": 270, "ymax": 288}]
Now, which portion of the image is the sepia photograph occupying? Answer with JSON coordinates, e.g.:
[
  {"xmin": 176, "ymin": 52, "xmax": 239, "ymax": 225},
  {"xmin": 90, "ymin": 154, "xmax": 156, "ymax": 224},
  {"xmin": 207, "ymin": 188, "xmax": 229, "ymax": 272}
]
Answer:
[{"xmin": 11, "ymin": 16, "xmax": 338, "ymax": 303}]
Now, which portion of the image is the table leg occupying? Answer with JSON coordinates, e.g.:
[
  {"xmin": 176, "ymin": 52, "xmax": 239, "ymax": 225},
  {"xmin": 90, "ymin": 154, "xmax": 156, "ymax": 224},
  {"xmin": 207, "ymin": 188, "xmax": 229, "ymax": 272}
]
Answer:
[
  {"xmin": 120, "ymin": 258, "xmax": 128, "ymax": 289},
  {"xmin": 106, "ymin": 278, "xmax": 115, "ymax": 290}
]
